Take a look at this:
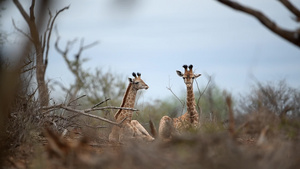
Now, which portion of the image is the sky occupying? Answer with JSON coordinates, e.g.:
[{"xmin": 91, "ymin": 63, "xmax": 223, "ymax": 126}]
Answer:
[{"xmin": 1, "ymin": 0, "xmax": 300, "ymax": 102}]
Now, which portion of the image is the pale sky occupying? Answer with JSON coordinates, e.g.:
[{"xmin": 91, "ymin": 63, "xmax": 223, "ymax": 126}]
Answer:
[{"xmin": 2, "ymin": 0, "xmax": 300, "ymax": 102}]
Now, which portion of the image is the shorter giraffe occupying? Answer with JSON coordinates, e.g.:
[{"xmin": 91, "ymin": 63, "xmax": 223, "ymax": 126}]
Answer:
[
  {"xmin": 158, "ymin": 65, "xmax": 201, "ymax": 140},
  {"xmin": 109, "ymin": 72, "xmax": 154, "ymax": 143}
]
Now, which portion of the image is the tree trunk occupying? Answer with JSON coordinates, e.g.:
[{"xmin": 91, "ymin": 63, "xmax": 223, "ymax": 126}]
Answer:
[
  {"xmin": 28, "ymin": 16, "xmax": 49, "ymax": 107},
  {"xmin": 36, "ymin": 46, "xmax": 49, "ymax": 106}
]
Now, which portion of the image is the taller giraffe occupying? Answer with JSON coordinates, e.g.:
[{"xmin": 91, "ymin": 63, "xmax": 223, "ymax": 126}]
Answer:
[
  {"xmin": 158, "ymin": 64, "xmax": 201, "ymax": 140},
  {"xmin": 109, "ymin": 72, "xmax": 154, "ymax": 142}
]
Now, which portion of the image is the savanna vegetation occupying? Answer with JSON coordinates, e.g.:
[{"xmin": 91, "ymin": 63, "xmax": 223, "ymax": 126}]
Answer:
[{"xmin": 0, "ymin": 0, "xmax": 300, "ymax": 169}]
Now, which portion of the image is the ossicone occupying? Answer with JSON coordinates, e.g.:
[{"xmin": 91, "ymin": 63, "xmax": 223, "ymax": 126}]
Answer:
[{"xmin": 132, "ymin": 72, "xmax": 137, "ymax": 77}]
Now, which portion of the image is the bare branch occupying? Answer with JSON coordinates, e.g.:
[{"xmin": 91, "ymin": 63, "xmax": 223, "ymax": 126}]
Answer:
[
  {"xmin": 195, "ymin": 75, "xmax": 211, "ymax": 110},
  {"xmin": 55, "ymin": 36, "xmax": 77, "ymax": 62},
  {"xmin": 29, "ymin": 0, "xmax": 35, "ymax": 21},
  {"xmin": 84, "ymin": 106, "xmax": 138, "ymax": 113},
  {"xmin": 21, "ymin": 66, "xmax": 36, "ymax": 73},
  {"xmin": 67, "ymin": 94, "xmax": 86, "ymax": 106},
  {"xmin": 21, "ymin": 60, "xmax": 33, "ymax": 70},
  {"xmin": 91, "ymin": 98, "xmax": 111, "ymax": 109},
  {"xmin": 166, "ymin": 77, "xmax": 185, "ymax": 107},
  {"xmin": 13, "ymin": 0, "xmax": 30, "ymax": 23},
  {"xmin": 279, "ymin": 0, "xmax": 300, "ymax": 18},
  {"xmin": 75, "ymin": 39, "xmax": 99, "ymax": 62},
  {"xmin": 42, "ymin": 9, "xmax": 52, "ymax": 54},
  {"xmin": 12, "ymin": 20, "xmax": 33, "ymax": 43},
  {"xmin": 28, "ymin": 86, "xmax": 39, "ymax": 101},
  {"xmin": 41, "ymin": 104, "xmax": 137, "ymax": 126},
  {"xmin": 60, "ymin": 105, "xmax": 126, "ymax": 126},
  {"xmin": 55, "ymin": 34, "xmax": 98, "ymax": 100},
  {"xmin": 54, "ymin": 35, "xmax": 64, "ymax": 54},
  {"xmin": 166, "ymin": 86, "xmax": 184, "ymax": 107},
  {"xmin": 45, "ymin": 6, "xmax": 70, "ymax": 66},
  {"xmin": 42, "ymin": 104, "xmax": 119, "ymax": 126},
  {"xmin": 13, "ymin": 0, "xmax": 40, "ymax": 45},
  {"xmin": 217, "ymin": 0, "xmax": 300, "ymax": 48}
]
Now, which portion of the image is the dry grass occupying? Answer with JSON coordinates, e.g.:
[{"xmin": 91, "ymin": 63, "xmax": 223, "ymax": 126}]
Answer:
[{"xmin": 3, "ymin": 107, "xmax": 300, "ymax": 169}]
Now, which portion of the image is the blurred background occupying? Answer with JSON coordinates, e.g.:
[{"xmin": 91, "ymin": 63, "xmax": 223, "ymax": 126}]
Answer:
[
  {"xmin": 1, "ymin": 0, "xmax": 299, "ymax": 102},
  {"xmin": 1, "ymin": 1, "xmax": 300, "ymax": 168}
]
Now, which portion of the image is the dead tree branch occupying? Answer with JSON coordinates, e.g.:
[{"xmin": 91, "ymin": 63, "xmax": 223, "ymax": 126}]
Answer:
[
  {"xmin": 12, "ymin": 20, "xmax": 33, "ymax": 42},
  {"xmin": 166, "ymin": 77, "xmax": 185, "ymax": 107},
  {"xmin": 54, "ymin": 31, "xmax": 99, "ymax": 100},
  {"xmin": 13, "ymin": 0, "xmax": 69, "ymax": 106},
  {"xmin": 195, "ymin": 75, "xmax": 211, "ymax": 114},
  {"xmin": 91, "ymin": 98, "xmax": 111, "ymax": 109},
  {"xmin": 21, "ymin": 66, "xmax": 36, "ymax": 73},
  {"xmin": 41, "ymin": 104, "xmax": 138, "ymax": 126},
  {"xmin": 76, "ymin": 39, "xmax": 99, "ymax": 60},
  {"xmin": 67, "ymin": 94, "xmax": 86, "ymax": 106},
  {"xmin": 279, "ymin": 0, "xmax": 300, "ymax": 19},
  {"xmin": 217, "ymin": 0, "xmax": 300, "ymax": 48},
  {"xmin": 59, "ymin": 105, "xmax": 125, "ymax": 126},
  {"xmin": 44, "ymin": 6, "xmax": 70, "ymax": 65}
]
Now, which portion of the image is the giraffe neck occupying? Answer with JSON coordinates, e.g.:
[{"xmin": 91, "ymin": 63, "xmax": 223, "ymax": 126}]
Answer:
[
  {"xmin": 186, "ymin": 85, "xmax": 198, "ymax": 123},
  {"xmin": 114, "ymin": 83, "xmax": 138, "ymax": 122}
]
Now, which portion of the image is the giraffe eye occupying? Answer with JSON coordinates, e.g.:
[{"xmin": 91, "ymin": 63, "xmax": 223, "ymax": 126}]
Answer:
[
  {"xmin": 134, "ymin": 82, "xmax": 139, "ymax": 84},
  {"xmin": 192, "ymin": 77, "xmax": 195, "ymax": 79}
]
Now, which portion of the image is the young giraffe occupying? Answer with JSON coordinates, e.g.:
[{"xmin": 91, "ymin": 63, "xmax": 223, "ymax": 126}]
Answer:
[
  {"xmin": 109, "ymin": 72, "xmax": 154, "ymax": 143},
  {"xmin": 158, "ymin": 64, "xmax": 201, "ymax": 140}
]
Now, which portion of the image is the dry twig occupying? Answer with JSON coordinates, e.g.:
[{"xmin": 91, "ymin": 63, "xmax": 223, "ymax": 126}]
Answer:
[
  {"xmin": 195, "ymin": 75, "xmax": 212, "ymax": 114},
  {"xmin": 91, "ymin": 98, "xmax": 111, "ymax": 109},
  {"xmin": 41, "ymin": 104, "xmax": 137, "ymax": 126}
]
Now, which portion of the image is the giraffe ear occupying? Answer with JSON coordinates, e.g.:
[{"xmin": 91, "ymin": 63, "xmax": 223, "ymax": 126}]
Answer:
[
  {"xmin": 194, "ymin": 73, "xmax": 201, "ymax": 78},
  {"xmin": 128, "ymin": 78, "xmax": 133, "ymax": 83},
  {"xmin": 176, "ymin": 70, "xmax": 183, "ymax": 77}
]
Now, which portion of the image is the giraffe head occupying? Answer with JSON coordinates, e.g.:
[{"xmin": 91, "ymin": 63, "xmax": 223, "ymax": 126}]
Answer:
[
  {"xmin": 176, "ymin": 64, "xmax": 201, "ymax": 87},
  {"xmin": 129, "ymin": 72, "xmax": 149, "ymax": 90}
]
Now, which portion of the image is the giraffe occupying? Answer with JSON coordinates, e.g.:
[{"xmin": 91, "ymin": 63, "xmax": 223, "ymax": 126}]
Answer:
[
  {"xmin": 109, "ymin": 72, "xmax": 154, "ymax": 143},
  {"xmin": 158, "ymin": 64, "xmax": 201, "ymax": 140}
]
